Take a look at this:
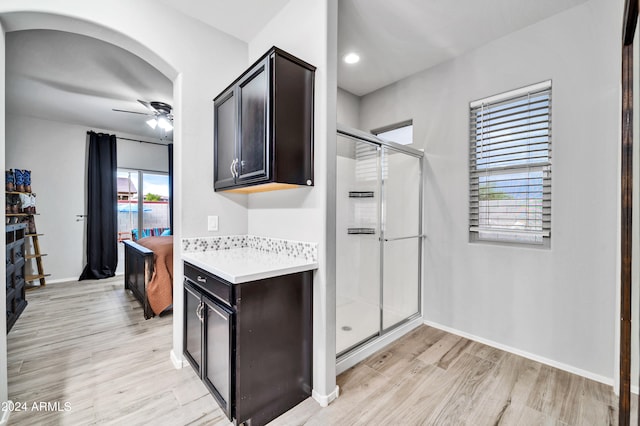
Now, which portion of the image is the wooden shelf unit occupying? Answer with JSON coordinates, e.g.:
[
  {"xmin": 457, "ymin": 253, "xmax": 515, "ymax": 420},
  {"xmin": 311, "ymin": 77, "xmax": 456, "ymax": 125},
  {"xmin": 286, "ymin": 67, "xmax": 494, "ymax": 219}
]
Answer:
[
  {"xmin": 24, "ymin": 233, "xmax": 48, "ymax": 287},
  {"xmin": 6, "ymin": 190, "xmax": 48, "ymax": 287}
]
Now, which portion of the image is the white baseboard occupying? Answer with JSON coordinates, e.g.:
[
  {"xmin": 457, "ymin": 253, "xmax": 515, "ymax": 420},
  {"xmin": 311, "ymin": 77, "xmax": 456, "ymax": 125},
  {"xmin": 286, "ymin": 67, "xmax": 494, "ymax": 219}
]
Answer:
[
  {"xmin": 312, "ymin": 386, "xmax": 340, "ymax": 407},
  {"xmin": 423, "ymin": 320, "xmax": 613, "ymax": 386},
  {"xmin": 336, "ymin": 316, "xmax": 423, "ymax": 375},
  {"xmin": 0, "ymin": 404, "xmax": 9, "ymax": 426},
  {"xmin": 170, "ymin": 349, "xmax": 185, "ymax": 369}
]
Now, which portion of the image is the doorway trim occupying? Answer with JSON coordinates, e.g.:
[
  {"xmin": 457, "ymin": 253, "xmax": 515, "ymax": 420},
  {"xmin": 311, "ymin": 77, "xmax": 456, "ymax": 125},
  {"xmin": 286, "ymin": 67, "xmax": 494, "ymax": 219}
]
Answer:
[{"xmin": 619, "ymin": 0, "xmax": 637, "ymax": 424}]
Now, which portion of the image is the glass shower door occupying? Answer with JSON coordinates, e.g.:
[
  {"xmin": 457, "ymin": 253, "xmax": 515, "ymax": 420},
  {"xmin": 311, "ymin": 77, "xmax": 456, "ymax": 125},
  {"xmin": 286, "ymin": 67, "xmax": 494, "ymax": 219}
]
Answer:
[
  {"xmin": 381, "ymin": 147, "xmax": 421, "ymax": 330},
  {"xmin": 335, "ymin": 136, "xmax": 381, "ymax": 355}
]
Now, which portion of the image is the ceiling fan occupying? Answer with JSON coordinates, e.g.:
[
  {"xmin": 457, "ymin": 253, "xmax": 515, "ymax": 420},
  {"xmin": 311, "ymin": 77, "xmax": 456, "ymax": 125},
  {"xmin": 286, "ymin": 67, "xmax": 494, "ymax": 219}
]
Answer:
[{"xmin": 113, "ymin": 100, "xmax": 173, "ymax": 131}]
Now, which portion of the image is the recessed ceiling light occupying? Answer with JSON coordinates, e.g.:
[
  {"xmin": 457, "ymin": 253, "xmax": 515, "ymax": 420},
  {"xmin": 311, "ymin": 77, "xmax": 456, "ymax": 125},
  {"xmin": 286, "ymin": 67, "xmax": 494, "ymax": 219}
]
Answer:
[{"xmin": 343, "ymin": 52, "xmax": 360, "ymax": 64}]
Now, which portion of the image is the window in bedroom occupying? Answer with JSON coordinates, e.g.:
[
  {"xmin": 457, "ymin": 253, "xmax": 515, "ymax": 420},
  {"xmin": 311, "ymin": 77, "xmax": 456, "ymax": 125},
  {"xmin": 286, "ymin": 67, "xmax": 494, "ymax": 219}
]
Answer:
[
  {"xmin": 117, "ymin": 169, "xmax": 170, "ymax": 242},
  {"xmin": 372, "ymin": 120, "xmax": 413, "ymax": 145},
  {"xmin": 469, "ymin": 81, "xmax": 551, "ymax": 246}
]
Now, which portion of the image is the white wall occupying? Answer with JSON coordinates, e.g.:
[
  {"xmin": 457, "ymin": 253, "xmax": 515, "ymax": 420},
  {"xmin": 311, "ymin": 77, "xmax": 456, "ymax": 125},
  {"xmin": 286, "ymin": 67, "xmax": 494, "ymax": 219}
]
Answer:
[
  {"xmin": 246, "ymin": 0, "xmax": 338, "ymax": 402},
  {"xmin": 5, "ymin": 113, "xmax": 169, "ymax": 282},
  {"xmin": 358, "ymin": 0, "xmax": 621, "ymax": 382}
]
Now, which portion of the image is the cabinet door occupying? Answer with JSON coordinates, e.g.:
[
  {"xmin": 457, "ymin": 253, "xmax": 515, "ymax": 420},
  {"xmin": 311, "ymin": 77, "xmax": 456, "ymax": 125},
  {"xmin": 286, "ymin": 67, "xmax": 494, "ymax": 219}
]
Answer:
[
  {"xmin": 202, "ymin": 295, "xmax": 233, "ymax": 419},
  {"xmin": 237, "ymin": 58, "xmax": 269, "ymax": 183},
  {"xmin": 183, "ymin": 281, "xmax": 203, "ymax": 374},
  {"xmin": 214, "ymin": 88, "xmax": 238, "ymax": 190}
]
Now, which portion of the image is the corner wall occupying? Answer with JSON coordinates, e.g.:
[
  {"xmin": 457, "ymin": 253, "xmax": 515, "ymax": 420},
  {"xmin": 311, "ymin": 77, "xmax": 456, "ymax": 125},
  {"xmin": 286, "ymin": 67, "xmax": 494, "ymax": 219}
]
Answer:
[
  {"xmin": 358, "ymin": 0, "xmax": 621, "ymax": 381},
  {"xmin": 247, "ymin": 0, "xmax": 338, "ymax": 402},
  {"xmin": 337, "ymin": 88, "xmax": 360, "ymax": 129}
]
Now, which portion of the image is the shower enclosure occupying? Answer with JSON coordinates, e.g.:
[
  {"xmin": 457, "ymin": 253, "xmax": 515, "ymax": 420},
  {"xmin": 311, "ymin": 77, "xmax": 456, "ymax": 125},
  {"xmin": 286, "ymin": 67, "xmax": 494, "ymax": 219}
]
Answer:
[{"xmin": 336, "ymin": 125, "xmax": 423, "ymax": 358}]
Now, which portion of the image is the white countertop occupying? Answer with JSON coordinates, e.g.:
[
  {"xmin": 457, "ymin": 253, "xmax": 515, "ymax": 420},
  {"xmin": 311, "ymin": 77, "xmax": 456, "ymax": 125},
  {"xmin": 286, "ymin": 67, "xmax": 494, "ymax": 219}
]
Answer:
[{"xmin": 182, "ymin": 247, "xmax": 318, "ymax": 284}]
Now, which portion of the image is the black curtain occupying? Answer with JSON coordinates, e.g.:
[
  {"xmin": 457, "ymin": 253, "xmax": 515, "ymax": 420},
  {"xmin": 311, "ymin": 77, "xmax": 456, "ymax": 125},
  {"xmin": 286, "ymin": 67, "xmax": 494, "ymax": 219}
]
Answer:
[
  {"xmin": 168, "ymin": 143, "xmax": 173, "ymax": 235},
  {"xmin": 79, "ymin": 131, "xmax": 118, "ymax": 280}
]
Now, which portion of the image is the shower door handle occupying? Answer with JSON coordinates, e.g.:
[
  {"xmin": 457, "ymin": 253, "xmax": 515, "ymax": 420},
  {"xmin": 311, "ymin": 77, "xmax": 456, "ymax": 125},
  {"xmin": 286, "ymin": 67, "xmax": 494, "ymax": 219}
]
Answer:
[{"xmin": 382, "ymin": 235, "xmax": 425, "ymax": 242}]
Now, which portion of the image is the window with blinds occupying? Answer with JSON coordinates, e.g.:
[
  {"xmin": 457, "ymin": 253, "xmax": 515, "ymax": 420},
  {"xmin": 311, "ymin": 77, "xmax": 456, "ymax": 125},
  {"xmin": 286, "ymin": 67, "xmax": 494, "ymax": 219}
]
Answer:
[{"xmin": 469, "ymin": 81, "xmax": 551, "ymax": 246}]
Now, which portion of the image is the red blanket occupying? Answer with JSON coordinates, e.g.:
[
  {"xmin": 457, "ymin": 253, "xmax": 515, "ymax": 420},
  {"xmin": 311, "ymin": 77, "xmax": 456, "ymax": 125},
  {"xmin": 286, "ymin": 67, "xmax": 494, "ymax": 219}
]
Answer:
[{"xmin": 137, "ymin": 236, "xmax": 173, "ymax": 315}]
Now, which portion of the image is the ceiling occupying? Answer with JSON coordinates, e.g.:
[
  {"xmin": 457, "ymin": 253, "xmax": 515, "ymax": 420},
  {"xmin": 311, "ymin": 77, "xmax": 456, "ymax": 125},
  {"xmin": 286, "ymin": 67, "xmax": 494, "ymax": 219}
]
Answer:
[
  {"xmin": 4, "ymin": 0, "xmax": 591, "ymax": 140},
  {"xmin": 157, "ymin": 0, "xmax": 291, "ymax": 42},
  {"xmin": 338, "ymin": 0, "xmax": 589, "ymax": 96}
]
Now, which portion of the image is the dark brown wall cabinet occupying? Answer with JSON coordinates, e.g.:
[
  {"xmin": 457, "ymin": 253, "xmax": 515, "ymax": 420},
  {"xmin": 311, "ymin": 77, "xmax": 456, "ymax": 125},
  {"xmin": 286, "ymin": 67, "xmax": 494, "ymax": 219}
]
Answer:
[
  {"xmin": 6, "ymin": 223, "xmax": 27, "ymax": 332},
  {"xmin": 183, "ymin": 262, "xmax": 313, "ymax": 426},
  {"xmin": 214, "ymin": 47, "xmax": 315, "ymax": 193}
]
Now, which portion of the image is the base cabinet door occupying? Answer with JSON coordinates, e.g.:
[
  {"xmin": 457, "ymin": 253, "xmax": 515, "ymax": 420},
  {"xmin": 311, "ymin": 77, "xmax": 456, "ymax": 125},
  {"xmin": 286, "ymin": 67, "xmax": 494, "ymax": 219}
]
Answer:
[
  {"xmin": 203, "ymin": 295, "xmax": 233, "ymax": 419},
  {"xmin": 184, "ymin": 261, "xmax": 312, "ymax": 426},
  {"xmin": 183, "ymin": 282, "xmax": 202, "ymax": 373}
]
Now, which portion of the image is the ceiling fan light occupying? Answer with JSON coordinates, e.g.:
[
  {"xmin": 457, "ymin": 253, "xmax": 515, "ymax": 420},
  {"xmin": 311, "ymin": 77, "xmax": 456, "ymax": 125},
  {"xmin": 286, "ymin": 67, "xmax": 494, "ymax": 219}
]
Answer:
[
  {"xmin": 146, "ymin": 118, "xmax": 158, "ymax": 129},
  {"xmin": 158, "ymin": 115, "xmax": 173, "ymax": 131}
]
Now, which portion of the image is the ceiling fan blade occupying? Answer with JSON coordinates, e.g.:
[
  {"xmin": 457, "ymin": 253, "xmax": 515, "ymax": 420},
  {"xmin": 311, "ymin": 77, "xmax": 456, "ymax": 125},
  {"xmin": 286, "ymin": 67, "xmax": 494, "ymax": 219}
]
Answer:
[
  {"xmin": 137, "ymin": 100, "xmax": 153, "ymax": 111},
  {"xmin": 112, "ymin": 108, "xmax": 154, "ymax": 116}
]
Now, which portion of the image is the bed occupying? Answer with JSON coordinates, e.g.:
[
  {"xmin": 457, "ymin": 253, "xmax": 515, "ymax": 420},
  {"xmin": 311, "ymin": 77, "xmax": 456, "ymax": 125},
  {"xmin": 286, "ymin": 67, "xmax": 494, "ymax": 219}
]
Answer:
[{"xmin": 123, "ymin": 236, "xmax": 173, "ymax": 319}]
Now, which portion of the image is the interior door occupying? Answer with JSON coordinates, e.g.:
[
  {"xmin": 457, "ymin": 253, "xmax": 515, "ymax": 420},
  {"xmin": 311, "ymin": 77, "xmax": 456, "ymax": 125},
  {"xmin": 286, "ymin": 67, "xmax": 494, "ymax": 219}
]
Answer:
[
  {"xmin": 381, "ymin": 147, "xmax": 422, "ymax": 330},
  {"xmin": 237, "ymin": 58, "xmax": 269, "ymax": 183}
]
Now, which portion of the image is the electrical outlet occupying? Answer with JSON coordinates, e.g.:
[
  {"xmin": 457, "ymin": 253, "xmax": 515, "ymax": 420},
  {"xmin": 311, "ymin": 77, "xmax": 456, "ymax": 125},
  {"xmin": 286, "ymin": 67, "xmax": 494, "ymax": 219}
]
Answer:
[{"xmin": 208, "ymin": 215, "xmax": 219, "ymax": 232}]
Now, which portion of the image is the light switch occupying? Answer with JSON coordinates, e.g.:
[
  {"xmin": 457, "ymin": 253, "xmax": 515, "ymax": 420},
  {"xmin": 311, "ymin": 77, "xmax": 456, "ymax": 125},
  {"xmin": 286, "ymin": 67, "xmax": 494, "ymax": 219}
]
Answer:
[{"xmin": 208, "ymin": 215, "xmax": 219, "ymax": 231}]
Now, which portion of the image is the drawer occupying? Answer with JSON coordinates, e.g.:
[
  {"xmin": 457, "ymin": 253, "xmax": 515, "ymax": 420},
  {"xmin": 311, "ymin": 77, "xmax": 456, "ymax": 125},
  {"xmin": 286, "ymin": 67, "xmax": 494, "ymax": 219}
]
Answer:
[{"xmin": 184, "ymin": 262, "xmax": 232, "ymax": 306}]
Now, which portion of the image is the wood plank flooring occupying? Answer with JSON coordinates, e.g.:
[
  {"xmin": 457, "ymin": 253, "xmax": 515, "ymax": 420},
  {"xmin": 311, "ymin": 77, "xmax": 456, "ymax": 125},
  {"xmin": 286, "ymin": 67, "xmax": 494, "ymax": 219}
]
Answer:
[
  {"xmin": 7, "ymin": 278, "xmax": 634, "ymax": 425},
  {"xmin": 7, "ymin": 277, "xmax": 229, "ymax": 425},
  {"xmin": 273, "ymin": 326, "xmax": 632, "ymax": 426}
]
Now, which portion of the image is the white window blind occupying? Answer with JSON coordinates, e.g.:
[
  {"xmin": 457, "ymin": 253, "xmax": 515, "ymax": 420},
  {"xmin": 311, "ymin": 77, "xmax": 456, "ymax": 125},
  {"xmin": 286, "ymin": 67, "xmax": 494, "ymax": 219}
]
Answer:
[{"xmin": 469, "ymin": 81, "xmax": 551, "ymax": 245}]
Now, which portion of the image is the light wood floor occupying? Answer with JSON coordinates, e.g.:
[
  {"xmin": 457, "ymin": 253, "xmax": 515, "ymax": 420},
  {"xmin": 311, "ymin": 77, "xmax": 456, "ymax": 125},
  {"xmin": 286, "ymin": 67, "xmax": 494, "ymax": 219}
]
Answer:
[
  {"xmin": 8, "ymin": 277, "xmax": 228, "ymax": 425},
  {"xmin": 7, "ymin": 278, "xmax": 634, "ymax": 425}
]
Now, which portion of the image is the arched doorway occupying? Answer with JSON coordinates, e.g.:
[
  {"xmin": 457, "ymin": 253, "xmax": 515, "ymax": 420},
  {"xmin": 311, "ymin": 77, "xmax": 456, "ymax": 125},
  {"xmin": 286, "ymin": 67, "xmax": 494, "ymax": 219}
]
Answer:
[{"xmin": 0, "ymin": 9, "xmax": 183, "ymax": 415}]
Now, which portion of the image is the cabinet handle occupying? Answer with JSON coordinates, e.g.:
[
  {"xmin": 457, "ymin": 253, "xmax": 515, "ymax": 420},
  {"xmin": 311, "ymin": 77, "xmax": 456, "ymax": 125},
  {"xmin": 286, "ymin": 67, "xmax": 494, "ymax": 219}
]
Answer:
[
  {"xmin": 197, "ymin": 276, "xmax": 207, "ymax": 284},
  {"xmin": 230, "ymin": 159, "xmax": 236, "ymax": 178},
  {"xmin": 233, "ymin": 158, "xmax": 239, "ymax": 177},
  {"xmin": 196, "ymin": 302, "xmax": 204, "ymax": 322}
]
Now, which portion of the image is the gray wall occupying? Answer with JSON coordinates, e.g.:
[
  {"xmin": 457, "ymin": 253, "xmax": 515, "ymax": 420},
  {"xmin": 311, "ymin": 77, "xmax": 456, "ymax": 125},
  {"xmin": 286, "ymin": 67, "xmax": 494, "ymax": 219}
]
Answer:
[
  {"xmin": 358, "ymin": 0, "xmax": 621, "ymax": 381},
  {"xmin": 337, "ymin": 87, "xmax": 360, "ymax": 129}
]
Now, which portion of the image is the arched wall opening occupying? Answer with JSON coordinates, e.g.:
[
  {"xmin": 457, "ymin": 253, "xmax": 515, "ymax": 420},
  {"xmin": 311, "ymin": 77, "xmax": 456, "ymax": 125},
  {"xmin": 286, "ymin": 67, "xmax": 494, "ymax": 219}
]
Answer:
[{"xmin": 0, "ymin": 9, "xmax": 186, "ymax": 410}]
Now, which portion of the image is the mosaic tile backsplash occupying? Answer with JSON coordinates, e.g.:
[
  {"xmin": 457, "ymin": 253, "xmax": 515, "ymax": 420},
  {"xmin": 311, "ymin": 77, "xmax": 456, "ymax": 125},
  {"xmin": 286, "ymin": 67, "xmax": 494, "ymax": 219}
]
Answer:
[{"xmin": 182, "ymin": 235, "xmax": 318, "ymax": 262}]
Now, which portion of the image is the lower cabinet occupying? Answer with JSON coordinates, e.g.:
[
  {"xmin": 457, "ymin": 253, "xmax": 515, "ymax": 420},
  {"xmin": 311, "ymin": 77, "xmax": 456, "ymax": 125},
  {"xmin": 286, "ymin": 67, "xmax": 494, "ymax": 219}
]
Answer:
[
  {"xmin": 183, "ymin": 262, "xmax": 312, "ymax": 426},
  {"xmin": 6, "ymin": 223, "xmax": 27, "ymax": 333},
  {"xmin": 184, "ymin": 281, "xmax": 233, "ymax": 418}
]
